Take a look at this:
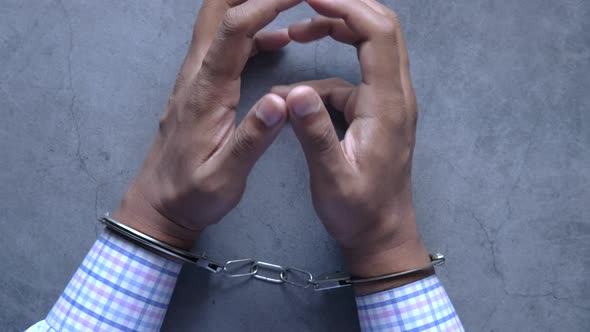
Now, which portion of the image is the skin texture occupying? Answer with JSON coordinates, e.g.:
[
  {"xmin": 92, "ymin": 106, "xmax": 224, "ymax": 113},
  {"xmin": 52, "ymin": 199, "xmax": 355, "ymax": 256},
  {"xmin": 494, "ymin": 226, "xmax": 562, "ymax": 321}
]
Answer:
[
  {"xmin": 114, "ymin": 0, "xmax": 302, "ymax": 249},
  {"xmin": 115, "ymin": 0, "xmax": 431, "ymax": 295},
  {"xmin": 273, "ymin": 0, "xmax": 432, "ymax": 295}
]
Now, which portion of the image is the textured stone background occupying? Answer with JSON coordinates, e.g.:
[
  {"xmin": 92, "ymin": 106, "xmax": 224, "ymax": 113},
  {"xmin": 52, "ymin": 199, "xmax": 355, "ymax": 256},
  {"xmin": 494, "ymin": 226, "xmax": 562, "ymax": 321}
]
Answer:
[{"xmin": 1, "ymin": 0, "xmax": 589, "ymax": 331}]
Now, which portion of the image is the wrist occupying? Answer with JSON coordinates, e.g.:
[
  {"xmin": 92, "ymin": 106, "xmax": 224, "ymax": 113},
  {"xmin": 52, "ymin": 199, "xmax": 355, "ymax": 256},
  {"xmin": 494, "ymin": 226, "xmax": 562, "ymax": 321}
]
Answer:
[
  {"xmin": 341, "ymin": 220, "xmax": 432, "ymax": 295},
  {"xmin": 346, "ymin": 240, "xmax": 433, "ymax": 295},
  {"xmin": 114, "ymin": 185, "xmax": 199, "ymax": 250}
]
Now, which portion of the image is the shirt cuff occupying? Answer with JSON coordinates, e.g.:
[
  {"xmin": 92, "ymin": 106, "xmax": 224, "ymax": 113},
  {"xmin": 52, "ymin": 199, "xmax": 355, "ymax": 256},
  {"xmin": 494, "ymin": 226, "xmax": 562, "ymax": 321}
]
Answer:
[
  {"xmin": 44, "ymin": 230, "xmax": 182, "ymax": 332},
  {"xmin": 355, "ymin": 275, "xmax": 463, "ymax": 332}
]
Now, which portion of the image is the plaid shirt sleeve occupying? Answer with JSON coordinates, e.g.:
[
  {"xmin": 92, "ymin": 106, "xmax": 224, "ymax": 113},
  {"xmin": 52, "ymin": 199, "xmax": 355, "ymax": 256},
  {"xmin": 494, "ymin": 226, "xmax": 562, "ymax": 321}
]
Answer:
[
  {"xmin": 25, "ymin": 230, "xmax": 462, "ymax": 332},
  {"xmin": 26, "ymin": 230, "xmax": 181, "ymax": 332},
  {"xmin": 355, "ymin": 275, "xmax": 464, "ymax": 332}
]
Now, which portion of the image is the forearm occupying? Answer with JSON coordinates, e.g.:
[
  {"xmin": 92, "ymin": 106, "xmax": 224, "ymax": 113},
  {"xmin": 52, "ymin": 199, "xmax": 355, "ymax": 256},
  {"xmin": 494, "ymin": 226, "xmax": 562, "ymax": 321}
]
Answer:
[
  {"xmin": 355, "ymin": 275, "xmax": 463, "ymax": 332},
  {"xmin": 27, "ymin": 230, "xmax": 181, "ymax": 332}
]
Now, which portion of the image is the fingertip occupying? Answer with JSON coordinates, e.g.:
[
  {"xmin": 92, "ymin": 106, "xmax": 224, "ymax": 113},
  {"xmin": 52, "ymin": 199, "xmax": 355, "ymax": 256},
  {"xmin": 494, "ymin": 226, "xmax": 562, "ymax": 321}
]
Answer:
[
  {"xmin": 286, "ymin": 85, "xmax": 317, "ymax": 101},
  {"xmin": 274, "ymin": 28, "xmax": 291, "ymax": 47},
  {"xmin": 267, "ymin": 93, "xmax": 288, "ymax": 112},
  {"xmin": 287, "ymin": 18, "xmax": 312, "ymax": 42},
  {"xmin": 276, "ymin": 27, "xmax": 290, "ymax": 36},
  {"xmin": 255, "ymin": 93, "xmax": 287, "ymax": 127},
  {"xmin": 286, "ymin": 86, "xmax": 322, "ymax": 118},
  {"xmin": 255, "ymin": 29, "xmax": 291, "ymax": 52},
  {"xmin": 304, "ymin": 0, "xmax": 334, "ymax": 17},
  {"xmin": 270, "ymin": 85, "xmax": 291, "ymax": 97}
]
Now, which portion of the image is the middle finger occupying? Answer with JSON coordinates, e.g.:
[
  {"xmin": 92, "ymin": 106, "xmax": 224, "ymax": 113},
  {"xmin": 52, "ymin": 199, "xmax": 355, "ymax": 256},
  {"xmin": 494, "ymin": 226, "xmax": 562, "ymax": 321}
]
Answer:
[{"xmin": 197, "ymin": 0, "xmax": 302, "ymax": 85}]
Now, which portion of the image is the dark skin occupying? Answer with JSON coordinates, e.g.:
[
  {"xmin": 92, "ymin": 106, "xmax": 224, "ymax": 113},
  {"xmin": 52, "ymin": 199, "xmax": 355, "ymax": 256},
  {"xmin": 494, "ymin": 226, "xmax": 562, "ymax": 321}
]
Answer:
[{"xmin": 115, "ymin": 0, "xmax": 431, "ymax": 296}]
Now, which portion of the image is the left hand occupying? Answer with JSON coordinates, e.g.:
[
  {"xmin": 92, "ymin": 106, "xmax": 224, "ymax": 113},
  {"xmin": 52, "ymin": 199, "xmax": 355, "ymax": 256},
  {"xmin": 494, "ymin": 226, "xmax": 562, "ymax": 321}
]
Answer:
[{"xmin": 114, "ymin": 0, "xmax": 302, "ymax": 249}]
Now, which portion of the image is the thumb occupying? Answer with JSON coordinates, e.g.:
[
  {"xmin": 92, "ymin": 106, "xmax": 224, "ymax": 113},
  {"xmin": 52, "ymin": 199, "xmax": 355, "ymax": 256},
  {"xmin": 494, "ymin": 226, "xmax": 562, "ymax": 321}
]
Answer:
[
  {"xmin": 286, "ymin": 86, "xmax": 349, "ymax": 178},
  {"xmin": 218, "ymin": 93, "xmax": 287, "ymax": 176}
]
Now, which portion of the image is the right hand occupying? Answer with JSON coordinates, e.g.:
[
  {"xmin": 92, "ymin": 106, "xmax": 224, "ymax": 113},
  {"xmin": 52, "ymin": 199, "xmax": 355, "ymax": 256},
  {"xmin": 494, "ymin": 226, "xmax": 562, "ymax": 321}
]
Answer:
[{"xmin": 272, "ymin": 0, "xmax": 431, "ymax": 294}]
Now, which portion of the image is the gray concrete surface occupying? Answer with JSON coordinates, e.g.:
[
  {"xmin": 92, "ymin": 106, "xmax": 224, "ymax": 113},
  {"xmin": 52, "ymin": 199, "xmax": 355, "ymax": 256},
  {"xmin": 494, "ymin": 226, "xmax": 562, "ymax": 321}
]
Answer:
[{"xmin": 1, "ymin": 0, "xmax": 589, "ymax": 331}]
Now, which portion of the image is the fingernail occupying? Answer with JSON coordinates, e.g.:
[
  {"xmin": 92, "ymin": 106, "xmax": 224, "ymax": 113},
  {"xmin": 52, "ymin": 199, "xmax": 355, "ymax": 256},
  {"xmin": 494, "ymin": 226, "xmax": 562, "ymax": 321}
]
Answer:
[
  {"xmin": 256, "ymin": 97, "xmax": 283, "ymax": 127},
  {"xmin": 291, "ymin": 89, "xmax": 321, "ymax": 118},
  {"xmin": 270, "ymin": 85, "xmax": 287, "ymax": 94},
  {"xmin": 296, "ymin": 18, "xmax": 312, "ymax": 25}
]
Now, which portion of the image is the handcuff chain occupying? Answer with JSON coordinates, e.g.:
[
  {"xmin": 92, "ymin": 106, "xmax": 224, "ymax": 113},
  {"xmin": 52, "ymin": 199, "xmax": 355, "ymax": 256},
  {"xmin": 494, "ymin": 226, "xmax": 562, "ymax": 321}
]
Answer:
[{"xmin": 99, "ymin": 214, "xmax": 444, "ymax": 291}]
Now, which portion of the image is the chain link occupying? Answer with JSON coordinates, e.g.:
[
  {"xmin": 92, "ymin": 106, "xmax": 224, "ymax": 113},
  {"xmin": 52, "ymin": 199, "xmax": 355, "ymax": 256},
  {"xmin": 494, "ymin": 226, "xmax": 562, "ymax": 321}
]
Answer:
[
  {"xmin": 223, "ymin": 259, "xmax": 258, "ymax": 277},
  {"xmin": 281, "ymin": 266, "xmax": 314, "ymax": 288},
  {"xmin": 199, "ymin": 253, "xmax": 446, "ymax": 291},
  {"xmin": 216, "ymin": 258, "xmax": 316, "ymax": 288}
]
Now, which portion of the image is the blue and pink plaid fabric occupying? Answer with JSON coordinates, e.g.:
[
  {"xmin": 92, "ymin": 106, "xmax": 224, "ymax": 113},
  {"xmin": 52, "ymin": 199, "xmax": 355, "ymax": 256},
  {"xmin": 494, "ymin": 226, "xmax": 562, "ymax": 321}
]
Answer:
[
  {"xmin": 27, "ymin": 231, "xmax": 181, "ymax": 332},
  {"xmin": 28, "ymin": 231, "xmax": 462, "ymax": 331},
  {"xmin": 356, "ymin": 275, "xmax": 463, "ymax": 331}
]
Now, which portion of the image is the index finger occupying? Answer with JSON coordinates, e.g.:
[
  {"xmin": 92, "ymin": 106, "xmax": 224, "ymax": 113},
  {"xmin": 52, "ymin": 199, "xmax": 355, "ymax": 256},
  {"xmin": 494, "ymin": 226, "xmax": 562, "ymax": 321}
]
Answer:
[
  {"xmin": 176, "ymin": 0, "xmax": 246, "ymax": 90},
  {"xmin": 198, "ymin": 0, "xmax": 302, "ymax": 85},
  {"xmin": 306, "ymin": 0, "xmax": 403, "ymax": 88}
]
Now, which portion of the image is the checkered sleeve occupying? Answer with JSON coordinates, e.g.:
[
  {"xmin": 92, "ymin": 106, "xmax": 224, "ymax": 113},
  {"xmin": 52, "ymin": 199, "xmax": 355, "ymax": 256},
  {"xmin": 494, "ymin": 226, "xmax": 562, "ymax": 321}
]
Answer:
[
  {"xmin": 355, "ymin": 275, "xmax": 463, "ymax": 332},
  {"xmin": 26, "ymin": 230, "xmax": 181, "ymax": 332}
]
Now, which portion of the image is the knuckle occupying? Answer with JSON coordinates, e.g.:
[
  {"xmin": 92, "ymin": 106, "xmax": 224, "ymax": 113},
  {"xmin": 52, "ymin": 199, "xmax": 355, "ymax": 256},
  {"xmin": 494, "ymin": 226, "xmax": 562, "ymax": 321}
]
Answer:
[
  {"xmin": 409, "ymin": 109, "xmax": 418, "ymax": 130},
  {"xmin": 184, "ymin": 81, "xmax": 208, "ymax": 113},
  {"xmin": 308, "ymin": 123, "xmax": 336, "ymax": 154},
  {"xmin": 198, "ymin": 52, "xmax": 221, "ymax": 79},
  {"xmin": 381, "ymin": 95, "xmax": 411, "ymax": 127},
  {"xmin": 221, "ymin": 9, "xmax": 247, "ymax": 37},
  {"xmin": 164, "ymin": 94, "xmax": 177, "ymax": 113},
  {"xmin": 388, "ymin": 11, "xmax": 401, "ymax": 25},
  {"xmin": 173, "ymin": 72, "xmax": 189, "ymax": 94},
  {"xmin": 159, "ymin": 96, "xmax": 180, "ymax": 133},
  {"xmin": 402, "ymin": 56, "xmax": 411, "ymax": 72},
  {"xmin": 195, "ymin": 172, "xmax": 224, "ymax": 197},
  {"xmin": 409, "ymin": 99, "xmax": 418, "ymax": 125},
  {"xmin": 398, "ymin": 144, "xmax": 414, "ymax": 167},
  {"xmin": 375, "ymin": 15, "xmax": 400, "ymax": 39},
  {"xmin": 231, "ymin": 128, "xmax": 258, "ymax": 158},
  {"xmin": 388, "ymin": 109, "xmax": 408, "ymax": 129},
  {"xmin": 193, "ymin": 68, "xmax": 213, "ymax": 92},
  {"xmin": 158, "ymin": 111, "xmax": 171, "ymax": 133}
]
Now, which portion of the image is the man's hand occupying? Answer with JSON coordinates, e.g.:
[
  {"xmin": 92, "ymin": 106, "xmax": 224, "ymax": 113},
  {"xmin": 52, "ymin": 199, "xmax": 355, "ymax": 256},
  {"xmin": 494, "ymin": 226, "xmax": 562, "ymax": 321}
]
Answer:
[
  {"xmin": 114, "ymin": 0, "xmax": 302, "ymax": 250},
  {"xmin": 272, "ymin": 0, "xmax": 431, "ymax": 294}
]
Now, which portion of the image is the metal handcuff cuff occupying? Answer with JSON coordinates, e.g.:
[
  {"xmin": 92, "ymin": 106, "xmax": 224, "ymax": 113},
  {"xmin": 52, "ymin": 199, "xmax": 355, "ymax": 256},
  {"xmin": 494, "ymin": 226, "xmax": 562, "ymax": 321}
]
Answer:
[{"xmin": 99, "ymin": 213, "xmax": 445, "ymax": 291}]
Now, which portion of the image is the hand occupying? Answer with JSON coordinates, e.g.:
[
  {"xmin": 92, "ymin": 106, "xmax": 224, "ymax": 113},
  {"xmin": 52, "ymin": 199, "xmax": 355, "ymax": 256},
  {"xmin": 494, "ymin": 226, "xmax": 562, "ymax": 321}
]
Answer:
[
  {"xmin": 114, "ymin": 0, "xmax": 302, "ymax": 250},
  {"xmin": 272, "ymin": 0, "xmax": 431, "ymax": 294}
]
